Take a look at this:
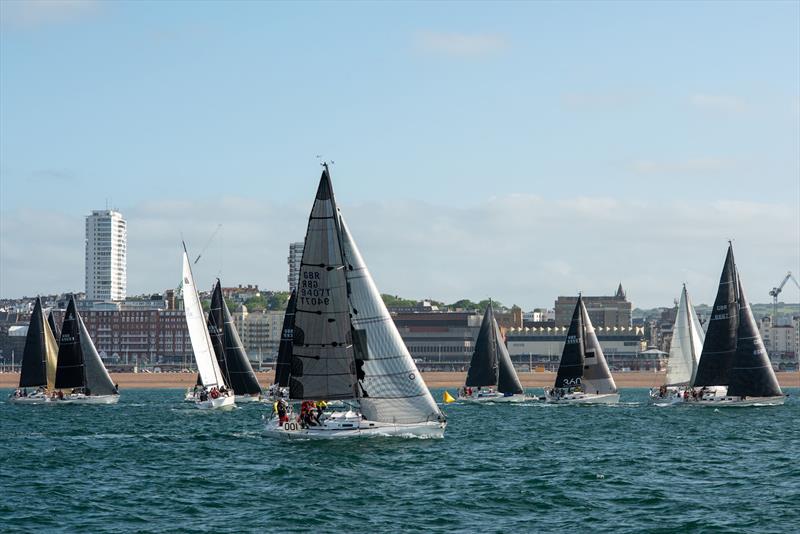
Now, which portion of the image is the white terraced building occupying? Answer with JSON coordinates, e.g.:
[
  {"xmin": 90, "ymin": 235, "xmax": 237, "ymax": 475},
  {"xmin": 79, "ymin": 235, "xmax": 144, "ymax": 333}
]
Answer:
[{"xmin": 85, "ymin": 209, "xmax": 127, "ymax": 301}]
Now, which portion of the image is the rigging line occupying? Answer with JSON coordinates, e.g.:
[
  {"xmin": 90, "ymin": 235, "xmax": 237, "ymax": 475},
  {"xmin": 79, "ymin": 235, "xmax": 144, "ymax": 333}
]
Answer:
[{"xmin": 194, "ymin": 223, "xmax": 223, "ymax": 265}]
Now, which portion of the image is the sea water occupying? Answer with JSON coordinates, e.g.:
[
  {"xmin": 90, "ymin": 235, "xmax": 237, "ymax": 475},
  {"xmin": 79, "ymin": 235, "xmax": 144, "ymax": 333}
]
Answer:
[{"xmin": 1, "ymin": 388, "xmax": 798, "ymax": 532}]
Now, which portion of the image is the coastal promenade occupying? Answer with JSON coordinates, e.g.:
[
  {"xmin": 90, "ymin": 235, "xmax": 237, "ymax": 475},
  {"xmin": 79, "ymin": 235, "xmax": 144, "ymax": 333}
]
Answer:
[{"xmin": 1, "ymin": 371, "xmax": 798, "ymax": 389}]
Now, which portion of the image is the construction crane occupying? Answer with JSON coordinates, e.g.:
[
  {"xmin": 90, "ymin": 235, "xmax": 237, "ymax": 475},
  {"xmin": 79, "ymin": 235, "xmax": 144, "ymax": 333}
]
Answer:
[{"xmin": 769, "ymin": 271, "xmax": 800, "ymax": 321}]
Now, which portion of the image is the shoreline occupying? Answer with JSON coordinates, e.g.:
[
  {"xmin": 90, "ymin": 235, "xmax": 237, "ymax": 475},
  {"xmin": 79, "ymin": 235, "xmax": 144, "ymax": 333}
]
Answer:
[{"xmin": 1, "ymin": 371, "xmax": 798, "ymax": 390}]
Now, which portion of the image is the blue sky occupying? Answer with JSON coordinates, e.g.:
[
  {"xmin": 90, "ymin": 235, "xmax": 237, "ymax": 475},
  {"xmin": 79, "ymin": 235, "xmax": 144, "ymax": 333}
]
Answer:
[{"xmin": 1, "ymin": 0, "xmax": 798, "ymax": 308}]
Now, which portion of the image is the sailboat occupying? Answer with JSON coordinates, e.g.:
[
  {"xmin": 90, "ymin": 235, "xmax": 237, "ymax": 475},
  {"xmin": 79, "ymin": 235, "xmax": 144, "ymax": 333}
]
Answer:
[
  {"xmin": 458, "ymin": 302, "xmax": 527, "ymax": 403},
  {"xmin": 53, "ymin": 296, "xmax": 120, "ymax": 404},
  {"xmin": 544, "ymin": 295, "xmax": 619, "ymax": 404},
  {"xmin": 684, "ymin": 244, "xmax": 785, "ymax": 406},
  {"xmin": 181, "ymin": 246, "xmax": 235, "ymax": 410},
  {"xmin": 649, "ymin": 284, "xmax": 704, "ymax": 404},
  {"xmin": 267, "ymin": 290, "xmax": 296, "ymax": 400},
  {"xmin": 264, "ymin": 164, "xmax": 446, "ymax": 438},
  {"xmin": 207, "ymin": 279, "xmax": 263, "ymax": 402},
  {"xmin": 9, "ymin": 297, "xmax": 59, "ymax": 404}
]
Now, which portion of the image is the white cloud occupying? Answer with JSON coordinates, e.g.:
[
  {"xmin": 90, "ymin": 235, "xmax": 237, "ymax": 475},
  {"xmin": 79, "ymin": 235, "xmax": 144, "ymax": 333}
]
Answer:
[
  {"xmin": 690, "ymin": 93, "xmax": 747, "ymax": 114},
  {"xmin": 1, "ymin": 195, "xmax": 797, "ymax": 309},
  {"xmin": 414, "ymin": 31, "xmax": 508, "ymax": 57}
]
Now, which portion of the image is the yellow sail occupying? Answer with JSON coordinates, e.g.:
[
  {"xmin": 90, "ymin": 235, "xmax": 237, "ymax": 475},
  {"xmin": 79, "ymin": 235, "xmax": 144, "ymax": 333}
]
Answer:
[
  {"xmin": 43, "ymin": 317, "xmax": 59, "ymax": 391},
  {"xmin": 443, "ymin": 390, "xmax": 456, "ymax": 404}
]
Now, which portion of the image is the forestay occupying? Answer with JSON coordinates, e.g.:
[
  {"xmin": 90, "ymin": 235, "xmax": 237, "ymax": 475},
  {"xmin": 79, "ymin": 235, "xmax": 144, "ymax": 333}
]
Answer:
[
  {"xmin": 580, "ymin": 299, "xmax": 617, "ymax": 394},
  {"xmin": 290, "ymin": 168, "xmax": 358, "ymax": 401},
  {"xmin": 79, "ymin": 314, "xmax": 116, "ymax": 395},
  {"xmin": 340, "ymin": 215, "xmax": 442, "ymax": 423},
  {"xmin": 182, "ymin": 251, "xmax": 226, "ymax": 389},
  {"xmin": 727, "ymin": 276, "xmax": 782, "ymax": 398},
  {"xmin": 664, "ymin": 285, "xmax": 704, "ymax": 386}
]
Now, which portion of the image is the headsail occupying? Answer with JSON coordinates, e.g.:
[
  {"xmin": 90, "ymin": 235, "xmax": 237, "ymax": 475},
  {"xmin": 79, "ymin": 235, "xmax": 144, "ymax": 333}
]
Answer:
[
  {"xmin": 494, "ymin": 318, "xmax": 523, "ymax": 394},
  {"xmin": 55, "ymin": 297, "xmax": 85, "ymax": 390},
  {"xmin": 580, "ymin": 298, "xmax": 617, "ymax": 394},
  {"xmin": 340, "ymin": 215, "xmax": 442, "ymax": 423},
  {"xmin": 182, "ymin": 250, "xmax": 226, "ymax": 389},
  {"xmin": 694, "ymin": 244, "xmax": 739, "ymax": 387},
  {"xmin": 465, "ymin": 305, "xmax": 499, "ymax": 388},
  {"xmin": 727, "ymin": 275, "xmax": 783, "ymax": 398},
  {"xmin": 78, "ymin": 314, "xmax": 116, "ymax": 395},
  {"xmin": 290, "ymin": 166, "xmax": 358, "ymax": 401},
  {"xmin": 274, "ymin": 290, "xmax": 296, "ymax": 387},
  {"xmin": 47, "ymin": 310, "xmax": 60, "ymax": 347},
  {"xmin": 664, "ymin": 285, "xmax": 704, "ymax": 386},
  {"xmin": 218, "ymin": 282, "xmax": 261, "ymax": 395},
  {"xmin": 19, "ymin": 297, "xmax": 58, "ymax": 390},
  {"xmin": 554, "ymin": 298, "xmax": 585, "ymax": 388}
]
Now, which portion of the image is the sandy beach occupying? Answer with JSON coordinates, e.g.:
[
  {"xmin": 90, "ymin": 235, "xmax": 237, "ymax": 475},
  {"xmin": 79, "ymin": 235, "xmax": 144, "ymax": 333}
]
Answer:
[{"xmin": 1, "ymin": 371, "xmax": 798, "ymax": 390}]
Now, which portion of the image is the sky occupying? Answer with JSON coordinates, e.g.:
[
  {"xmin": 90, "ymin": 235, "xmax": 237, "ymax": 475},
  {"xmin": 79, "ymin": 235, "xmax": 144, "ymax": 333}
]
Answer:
[{"xmin": 1, "ymin": 0, "xmax": 799, "ymax": 309}]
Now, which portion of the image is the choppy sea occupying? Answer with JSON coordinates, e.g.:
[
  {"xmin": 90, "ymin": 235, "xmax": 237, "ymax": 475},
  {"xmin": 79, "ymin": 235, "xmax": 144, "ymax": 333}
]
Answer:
[{"xmin": 1, "ymin": 388, "xmax": 798, "ymax": 533}]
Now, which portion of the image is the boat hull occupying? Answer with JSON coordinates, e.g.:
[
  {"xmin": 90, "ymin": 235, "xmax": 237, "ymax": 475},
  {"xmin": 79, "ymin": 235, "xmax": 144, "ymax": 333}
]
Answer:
[
  {"xmin": 195, "ymin": 395, "xmax": 236, "ymax": 410},
  {"xmin": 545, "ymin": 392, "xmax": 620, "ymax": 405},
  {"xmin": 682, "ymin": 395, "xmax": 786, "ymax": 407},
  {"xmin": 8, "ymin": 394, "xmax": 51, "ymax": 405},
  {"xmin": 264, "ymin": 411, "xmax": 446, "ymax": 439},
  {"xmin": 459, "ymin": 393, "xmax": 529, "ymax": 404},
  {"xmin": 55, "ymin": 394, "xmax": 120, "ymax": 405}
]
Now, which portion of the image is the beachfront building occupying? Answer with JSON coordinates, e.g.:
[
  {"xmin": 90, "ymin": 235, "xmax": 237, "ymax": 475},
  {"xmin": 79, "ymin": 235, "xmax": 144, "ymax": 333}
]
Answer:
[{"xmin": 85, "ymin": 209, "xmax": 127, "ymax": 302}]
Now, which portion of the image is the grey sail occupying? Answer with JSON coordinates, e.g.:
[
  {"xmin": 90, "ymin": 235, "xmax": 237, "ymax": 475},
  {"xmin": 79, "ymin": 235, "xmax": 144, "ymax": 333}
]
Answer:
[
  {"xmin": 465, "ymin": 305, "xmax": 499, "ymax": 388},
  {"xmin": 727, "ymin": 275, "xmax": 783, "ymax": 398},
  {"xmin": 693, "ymin": 244, "xmax": 739, "ymax": 387},
  {"xmin": 274, "ymin": 290, "xmax": 296, "ymax": 387},
  {"xmin": 554, "ymin": 299, "xmax": 585, "ymax": 388},
  {"xmin": 289, "ymin": 166, "xmax": 358, "ymax": 401},
  {"xmin": 579, "ymin": 298, "xmax": 617, "ymax": 394},
  {"xmin": 494, "ymin": 318, "xmax": 523, "ymax": 394},
  {"xmin": 340, "ymin": 215, "xmax": 442, "ymax": 423},
  {"xmin": 78, "ymin": 314, "xmax": 116, "ymax": 395}
]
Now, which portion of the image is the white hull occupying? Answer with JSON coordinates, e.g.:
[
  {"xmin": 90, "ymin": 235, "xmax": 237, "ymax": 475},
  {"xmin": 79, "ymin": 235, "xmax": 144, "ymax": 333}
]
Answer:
[
  {"xmin": 264, "ymin": 410, "xmax": 446, "ymax": 439},
  {"xmin": 55, "ymin": 394, "xmax": 120, "ymax": 405},
  {"xmin": 649, "ymin": 386, "xmax": 687, "ymax": 405},
  {"xmin": 682, "ymin": 395, "xmax": 786, "ymax": 407},
  {"xmin": 8, "ymin": 394, "xmax": 51, "ymax": 405},
  {"xmin": 545, "ymin": 392, "xmax": 619, "ymax": 405},
  {"xmin": 459, "ymin": 393, "xmax": 529, "ymax": 404},
  {"xmin": 235, "ymin": 394, "xmax": 262, "ymax": 403},
  {"xmin": 195, "ymin": 395, "xmax": 236, "ymax": 410}
]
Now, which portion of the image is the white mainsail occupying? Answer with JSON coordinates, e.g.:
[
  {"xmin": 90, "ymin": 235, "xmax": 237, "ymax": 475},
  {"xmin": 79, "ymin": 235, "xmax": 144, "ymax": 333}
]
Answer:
[
  {"xmin": 340, "ymin": 215, "xmax": 442, "ymax": 424},
  {"xmin": 665, "ymin": 285, "xmax": 704, "ymax": 386},
  {"xmin": 78, "ymin": 314, "xmax": 116, "ymax": 395},
  {"xmin": 579, "ymin": 300, "xmax": 617, "ymax": 394},
  {"xmin": 182, "ymin": 251, "xmax": 226, "ymax": 389}
]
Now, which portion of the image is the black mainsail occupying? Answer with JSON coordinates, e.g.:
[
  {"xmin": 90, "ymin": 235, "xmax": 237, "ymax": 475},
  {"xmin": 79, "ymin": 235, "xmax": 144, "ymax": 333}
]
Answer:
[
  {"xmin": 55, "ymin": 297, "xmax": 85, "ymax": 389},
  {"xmin": 693, "ymin": 244, "xmax": 739, "ymax": 387},
  {"xmin": 221, "ymin": 283, "xmax": 261, "ymax": 395},
  {"xmin": 727, "ymin": 275, "xmax": 783, "ymax": 398},
  {"xmin": 465, "ymin": 305, "xmax": 499, "ymax": 388},
  {"xmin": 494, "ymin": 317, "xmax": 524, "ymax": 394},
  {"xmin": 289, "ymin": 165, "xmax": 358, "ymax": 401},
  {"xmin": 274, "ymin": 290, "xmax": 296, "ymax": 388},
  {"xmin": 19, "ymin": 297, "xmax": 58, "ymax": 389},
  {"xmin": 554, "ymin": 298, "xmax": 585, "ymax": 388}
]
